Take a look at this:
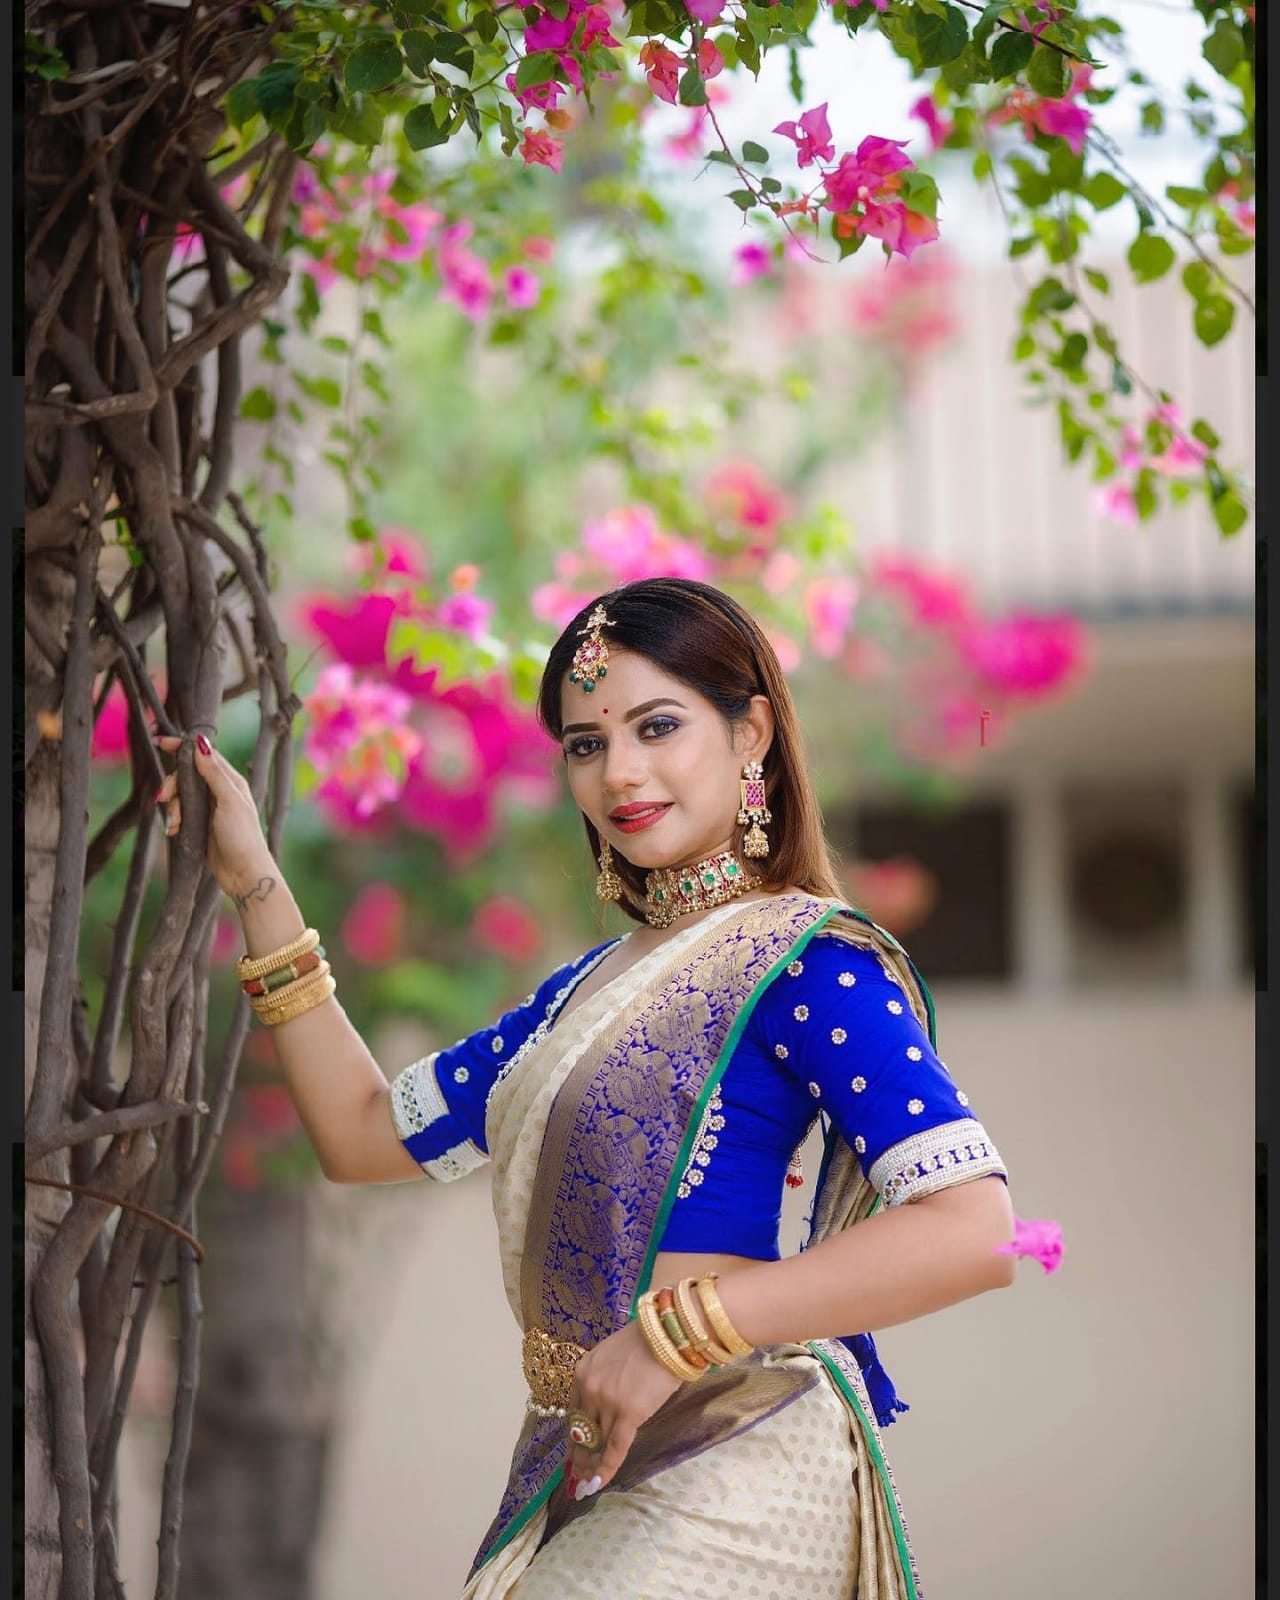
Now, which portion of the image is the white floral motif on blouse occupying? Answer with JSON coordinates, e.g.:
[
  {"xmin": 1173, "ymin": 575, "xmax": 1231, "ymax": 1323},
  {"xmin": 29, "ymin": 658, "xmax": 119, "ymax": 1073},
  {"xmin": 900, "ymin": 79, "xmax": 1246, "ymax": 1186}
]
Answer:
[
  {"xmin": 794, "ymin": 1005, "xmax": 809, "ymax": 1022},
  {"xmin": 484, "ymin": 942, "xmax": 619, "ymax": 1112},
  {"xmin": 774, "ymin": 1043, "xmax": 789, "ymax": 1060},
  {"xmin": 906, "ymin": 1046, "xmax": 923, "ymax": 1061},
  {"xmin": 678, "ymin": 1087, "xmax": 726, "ymax": 1200},
  {"xmin": 831, "ymin": 1027, "xmax": 847, "ymax": 1044},
  {"xmin": 787, "ymin": 960, "xmax": 804, "ymax": 977},
  {"xmin": 886, "ymin": 1000, "xmax": 904, "ymax": 1015},
  {"xmin": 851, "ymin": 1076, "xmax": 866, "ymax": 1093},
  {"xmin": 838, "ymin": 972, "xmax": 857, "ymax": 987},
  {"xmin": 907, "ymin": 1098, "xmax": 925, "ymax": 1115}
]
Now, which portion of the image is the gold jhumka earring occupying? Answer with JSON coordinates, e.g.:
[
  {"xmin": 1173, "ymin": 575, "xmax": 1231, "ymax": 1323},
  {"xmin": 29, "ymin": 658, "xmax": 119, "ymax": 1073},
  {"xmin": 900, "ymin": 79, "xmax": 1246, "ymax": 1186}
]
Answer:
[
  {"xmin": 737, "ymin": 759, "xmax": 771, "ymax": 858},
  {"xmin": 596, "ymin": 838, "xmax": 623, "ymax": 902}
]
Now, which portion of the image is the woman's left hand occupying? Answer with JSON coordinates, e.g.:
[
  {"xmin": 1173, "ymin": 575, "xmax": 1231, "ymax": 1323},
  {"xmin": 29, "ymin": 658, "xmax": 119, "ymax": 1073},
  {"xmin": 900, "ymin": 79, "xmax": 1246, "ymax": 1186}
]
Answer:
[{"xmin": 564, "ymin": 1319, "xmax": 684, "ymax": 1498}]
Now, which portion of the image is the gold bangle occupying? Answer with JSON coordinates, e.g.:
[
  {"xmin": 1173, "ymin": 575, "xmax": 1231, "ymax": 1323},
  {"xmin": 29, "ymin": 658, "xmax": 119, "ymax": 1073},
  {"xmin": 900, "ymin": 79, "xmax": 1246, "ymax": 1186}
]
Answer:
[
  {"xmin": 636, "ymin": 1293, "xmax": 705, "ymax": 1382},
  {"xmin": 256, "ymin": 976, "xmax": 336, "ymax": 1027},
  {"xmin": 251, "ymin": 960, "xmax": 331, "ymax": 1014},
  {"xmin": 674, "ymin": 1278, "xmax": 735, "ymax": 1367},
  {"xmin": 694, "ymin": 1275, "xmax": 754, "ymax": 1359},
  {"xmin": 235, "ymin": 928, "xmax": 320, "ymax": 982},
  {"xmin": 254, "ymin": 969, "xmax": 333, "ymax": 1023}
]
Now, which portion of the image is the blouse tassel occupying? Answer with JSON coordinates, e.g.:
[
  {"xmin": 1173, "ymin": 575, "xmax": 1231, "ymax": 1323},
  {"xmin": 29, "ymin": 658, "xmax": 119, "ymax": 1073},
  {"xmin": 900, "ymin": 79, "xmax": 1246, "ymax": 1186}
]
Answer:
[{"xmin": 840, "ymin": 1331, "xmax": 911, "ymax": 1429}]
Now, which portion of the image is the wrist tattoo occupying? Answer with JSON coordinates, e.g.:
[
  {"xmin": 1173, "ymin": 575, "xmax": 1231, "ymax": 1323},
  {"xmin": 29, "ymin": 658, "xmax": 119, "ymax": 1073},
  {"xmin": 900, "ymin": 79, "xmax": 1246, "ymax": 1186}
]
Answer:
[{"xmin": 233, "ymin": 876, "xmax": 276, "ymax": 911}]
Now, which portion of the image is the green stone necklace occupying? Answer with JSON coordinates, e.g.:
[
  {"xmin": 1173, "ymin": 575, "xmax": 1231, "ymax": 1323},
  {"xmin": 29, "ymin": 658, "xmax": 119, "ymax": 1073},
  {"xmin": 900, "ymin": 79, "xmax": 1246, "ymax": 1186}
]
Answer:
[{"xmin": 643, "ymin": 849, "xmax": 760, "ymax": 930}]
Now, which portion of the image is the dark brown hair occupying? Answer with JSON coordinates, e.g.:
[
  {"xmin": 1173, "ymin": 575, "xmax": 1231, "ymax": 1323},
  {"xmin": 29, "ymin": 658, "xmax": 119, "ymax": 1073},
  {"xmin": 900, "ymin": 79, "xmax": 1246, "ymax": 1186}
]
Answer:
[{"xmin": 536, "ymin": 577, "xmax": 848, "ymax": 926}]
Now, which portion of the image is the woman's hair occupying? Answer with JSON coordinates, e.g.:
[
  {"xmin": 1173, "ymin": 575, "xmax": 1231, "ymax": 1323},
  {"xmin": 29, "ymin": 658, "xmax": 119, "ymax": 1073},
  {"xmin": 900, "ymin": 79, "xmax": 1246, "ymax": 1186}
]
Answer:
[{"xmin": 536, "ymin": 577, "xmax": 848, "ymax": 925}]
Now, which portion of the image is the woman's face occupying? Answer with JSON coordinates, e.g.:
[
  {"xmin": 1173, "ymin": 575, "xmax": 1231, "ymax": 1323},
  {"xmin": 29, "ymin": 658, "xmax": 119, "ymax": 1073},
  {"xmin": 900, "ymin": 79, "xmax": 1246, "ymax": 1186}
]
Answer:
[{"xmin": 559, "ymin": 648, "xmax": 774, "ymax": 874}]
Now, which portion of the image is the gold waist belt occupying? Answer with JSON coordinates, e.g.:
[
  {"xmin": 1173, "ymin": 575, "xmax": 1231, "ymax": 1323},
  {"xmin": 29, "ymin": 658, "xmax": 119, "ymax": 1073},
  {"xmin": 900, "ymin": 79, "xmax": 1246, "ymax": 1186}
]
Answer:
[{"xmin": 522, "ymin": 1326, "xmax": 588, "ymax": 1414}]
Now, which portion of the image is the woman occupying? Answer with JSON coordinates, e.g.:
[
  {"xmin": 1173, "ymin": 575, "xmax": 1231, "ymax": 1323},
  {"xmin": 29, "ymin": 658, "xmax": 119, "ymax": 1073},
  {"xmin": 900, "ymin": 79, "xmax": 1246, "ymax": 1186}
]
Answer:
[{"xmin": 156, "ymin": 577, "xmax": 1015, "ymax": 1599}]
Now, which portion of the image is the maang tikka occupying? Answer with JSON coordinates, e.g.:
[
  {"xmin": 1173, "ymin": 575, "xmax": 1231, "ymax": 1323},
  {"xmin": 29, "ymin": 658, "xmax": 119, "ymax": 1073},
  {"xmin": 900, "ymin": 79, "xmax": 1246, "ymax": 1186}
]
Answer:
[
  {"xmin": 569, "ymin": 603, "xmax": 616, "ymax": 693},
  {"xmin": 737, "ymin": 759, "xmax": 771, "ymax": 858},
  {"xmin": 596, "ymin": 838, "xmax": 623, "ymax": 903}
]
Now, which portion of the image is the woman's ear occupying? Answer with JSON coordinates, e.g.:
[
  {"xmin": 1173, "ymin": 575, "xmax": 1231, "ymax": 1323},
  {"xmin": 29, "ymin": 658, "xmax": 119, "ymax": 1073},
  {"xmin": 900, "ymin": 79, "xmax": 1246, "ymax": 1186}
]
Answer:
[{"xmin": 739, "ymin": 694, "xmax": 775, "ymax": 764}]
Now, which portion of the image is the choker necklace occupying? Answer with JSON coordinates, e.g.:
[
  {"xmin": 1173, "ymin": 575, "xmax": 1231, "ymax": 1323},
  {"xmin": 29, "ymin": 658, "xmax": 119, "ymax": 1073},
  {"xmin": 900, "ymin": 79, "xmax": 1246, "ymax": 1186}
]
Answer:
[{"xmin": 644, "ymin": 850, "xmax": 761, "ymax": 930}]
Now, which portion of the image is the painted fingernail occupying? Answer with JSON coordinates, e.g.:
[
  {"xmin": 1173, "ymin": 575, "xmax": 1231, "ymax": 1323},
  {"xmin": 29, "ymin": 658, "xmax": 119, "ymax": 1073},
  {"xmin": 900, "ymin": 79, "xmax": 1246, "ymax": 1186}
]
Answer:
[
  {"xmin": 196, "ymin": 735, "xmax": 212, "ymax": 756},
  {"xmin": 573, "ymin": 1481, "xmax": 589, "ymax": 1501},
  {"xmin": 585, "ymin": 1475, "xmax": 603, "ymax": 1496},
  {"xmin": 154, "ymin": 787, "xmax": 165, "ymax": 802}
]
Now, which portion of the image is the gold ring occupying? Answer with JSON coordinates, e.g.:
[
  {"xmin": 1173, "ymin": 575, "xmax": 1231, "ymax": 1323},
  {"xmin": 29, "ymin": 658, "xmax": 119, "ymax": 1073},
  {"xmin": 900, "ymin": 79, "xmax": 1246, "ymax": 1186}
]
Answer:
[{"xmin": 566, "ymin": 1410, "xmax": 604, "ymax": 1452}]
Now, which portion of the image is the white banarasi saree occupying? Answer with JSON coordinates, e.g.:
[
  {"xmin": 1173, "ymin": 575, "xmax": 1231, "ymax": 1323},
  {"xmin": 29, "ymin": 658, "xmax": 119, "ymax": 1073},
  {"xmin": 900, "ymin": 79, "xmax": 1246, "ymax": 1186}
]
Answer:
[{"xmin": 464, "ymin": 893, "xmax": 939, "ymax": 1599}]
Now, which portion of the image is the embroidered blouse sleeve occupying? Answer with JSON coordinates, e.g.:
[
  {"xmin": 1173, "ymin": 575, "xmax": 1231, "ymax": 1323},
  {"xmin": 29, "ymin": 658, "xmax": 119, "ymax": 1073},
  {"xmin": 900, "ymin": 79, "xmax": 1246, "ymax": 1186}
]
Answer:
[
  {"xmin": 387, "ymin": 941, "xmax": 616, "ymax": 1182},
  {"xmin": 754, "ymin": 934, "xmax": 1009, "ymax": 1206}
]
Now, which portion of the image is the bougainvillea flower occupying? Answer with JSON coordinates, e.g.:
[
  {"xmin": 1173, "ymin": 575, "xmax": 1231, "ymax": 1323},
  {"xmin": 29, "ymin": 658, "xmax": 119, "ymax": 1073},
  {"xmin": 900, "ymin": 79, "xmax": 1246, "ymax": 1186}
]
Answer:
[
  {"xmin": 823, "ymin": 136, "xmax": 914, "ymax": 212},
  {"xmin": 505, "ymin": 71, "xmax": 565, "ymax": 115},
  {"xmin": 773, "ymin": 103, "xmax": 835, "ymax": 168},
  {"xmin": 91, "ymin": 677, "xmax": 138, "ymax": 763},
  {"xmin": 856, "ymin": 199, "xmax": 940, "ymax": 259},
  {"xmin": 1018, "ymin": 2, "xmax": 1065, "ymax": 37},
  {"xmin": 471, "ymin": 895, "xmax": 544, "ymax": 964},
  {"xmin": 504, "ymin": 264, "xmax": 542, "ymax": 310},
  {"xmin": 686, "ymin": 0, "xmax": 725, "ymax": 21},
  {"xmin": 867, "ymin": 553, "xmax": 975, "ymax": 629},
  {"xmin": 909, "ymin": 93, "xmax": 953, "ymax": 152},
  {"xmin": 438, "ymin": 241, "xmax": 495, "ymax": 322},
  {"xmin": 576, "ymin": 3, "xmax": 621, "ymax": 48},
  {"xmin": 803, "ymin": 574, "xmax": 859, "ymax": 659},
  {"xmin": 1089, "ymin": 481, "xmax": 1139, "ymax": 526},
  {"xmin": 438, "ymin": 591, "xmax": 496, "ymax": 642},
  {"xmin": 379, "ymin": 202, "xmax": 441, "ymax": 264},
  {"xmin": 342, "ymin": 882, "xmax": 409, "ymax": 965},
  {"xmin": 1149, "ymin": 434, "xmax": 1208, "ymax": 477},
  {"xmin": 346, "ymin": 527, "xmax": 430, "ymax": 585},
  {"xmin": 522, "ymin": 235, "xmax": 556, "ymax": 262},
  {"xmin": 731, "ymin": 241, "xmax": 773, "ymax": 286},
  {"xmin": 763, "ymin": 628, "xmax": 802, "ymax": 673},
  {"xmin": 697, "ymin": 35, "xmax": 725, "ymax": 78},
  {"xmin": 520, "ymin": 129, "xmax": 565, "ymax": 173},
  {"xmin": 760, "ymin": 550, "xmax": 801, "ymax": 595},
  {"xmin": 993, "ymin": 1215, "xmax": 1064, "ymax": 1274},
  {"xmin": 990, "ymin": 82, "xmax": 1091, "ymax": 157},
  {"xmin": 532, "ymin": 581, "xmax": 597, "ymax": 629},
  {"xmin": 640, "ymin": 40, "xmax": 682, "ymax": 104},
  {"xmin": 848, "ymin": 249, "xmax": 958, "ymax": 365},
  {"xmin": 956, "ymin": 611, "xmax": 1088, "ymax": 697},
  {"xmin": 582, "ymin": 504, "xmax": 712, "ymax": 582},
  {"xmin": 705, "ymin": 460, "xmax": 789, "ymax": 538}
]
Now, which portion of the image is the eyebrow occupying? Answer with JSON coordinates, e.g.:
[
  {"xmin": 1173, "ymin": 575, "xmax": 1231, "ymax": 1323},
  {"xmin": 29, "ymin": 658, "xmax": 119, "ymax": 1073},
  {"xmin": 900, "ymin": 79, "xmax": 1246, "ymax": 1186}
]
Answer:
[{"xmin": 561, "ymin": 697, "xmax": 688, "ymax": 737}]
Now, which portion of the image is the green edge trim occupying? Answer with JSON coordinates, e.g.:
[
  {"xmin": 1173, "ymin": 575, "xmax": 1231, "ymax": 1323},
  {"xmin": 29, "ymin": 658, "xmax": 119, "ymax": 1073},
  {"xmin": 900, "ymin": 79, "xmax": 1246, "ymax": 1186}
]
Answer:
[
  {"xmin": 631, "ymin": 902, "xmax": 842, "ymax": 1308},
  {"xmin": 475, "ymin": 1466, "xmax": 562, "ymax": 1573},
  {"xmin": 807, "ymin": 1342, "xmax": 920, "ymax": 1600}
]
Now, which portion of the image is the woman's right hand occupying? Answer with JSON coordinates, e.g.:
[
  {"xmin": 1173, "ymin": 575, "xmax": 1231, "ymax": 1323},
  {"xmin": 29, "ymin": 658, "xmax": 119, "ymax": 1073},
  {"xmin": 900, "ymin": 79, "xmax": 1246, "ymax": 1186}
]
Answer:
[{"xmin": 153, "ymin": 733, "xmax": 278, "ymax": 904}]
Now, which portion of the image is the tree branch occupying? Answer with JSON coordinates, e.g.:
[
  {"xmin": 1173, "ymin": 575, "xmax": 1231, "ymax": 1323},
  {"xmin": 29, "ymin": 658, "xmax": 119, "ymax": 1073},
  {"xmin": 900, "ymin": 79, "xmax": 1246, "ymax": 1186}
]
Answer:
[{"xmin": 24, "ymin": 1100, "xmax": 207, "ymax": 1165}]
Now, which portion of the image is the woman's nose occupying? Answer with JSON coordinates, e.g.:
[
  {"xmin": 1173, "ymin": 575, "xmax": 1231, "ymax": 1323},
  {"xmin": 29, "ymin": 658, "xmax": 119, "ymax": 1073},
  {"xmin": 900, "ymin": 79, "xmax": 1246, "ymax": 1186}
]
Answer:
[{"xmin": 602, "ymin": 741, "xmax": 648, "ymax": 792}]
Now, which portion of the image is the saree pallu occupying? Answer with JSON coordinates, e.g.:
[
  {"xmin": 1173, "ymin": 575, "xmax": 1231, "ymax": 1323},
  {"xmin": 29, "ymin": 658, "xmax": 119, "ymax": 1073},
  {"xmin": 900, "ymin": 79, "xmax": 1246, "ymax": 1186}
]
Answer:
[{"xmin": 465, "ymin": 893, "xmax": 932, "ymax": 1600}]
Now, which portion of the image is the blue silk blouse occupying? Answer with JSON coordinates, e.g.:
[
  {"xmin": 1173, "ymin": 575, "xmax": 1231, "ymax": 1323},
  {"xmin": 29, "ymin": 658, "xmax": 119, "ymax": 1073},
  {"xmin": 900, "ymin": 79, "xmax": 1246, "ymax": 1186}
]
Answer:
[{"xmin": 388, "ymin": 927, "xmax": 1007, "ymax": 1249}]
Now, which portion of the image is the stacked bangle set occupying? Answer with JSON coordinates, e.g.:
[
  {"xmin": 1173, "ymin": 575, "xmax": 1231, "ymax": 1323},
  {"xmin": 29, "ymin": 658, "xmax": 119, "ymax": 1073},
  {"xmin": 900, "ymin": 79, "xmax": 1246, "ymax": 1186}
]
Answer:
[
  {"xmin": 635, "ymin": 1273, "xmax": 754, "ymax": 1382},
  {"xmin": 234, "ymin": 928, "xmax": 336, "ymax": 1027}
]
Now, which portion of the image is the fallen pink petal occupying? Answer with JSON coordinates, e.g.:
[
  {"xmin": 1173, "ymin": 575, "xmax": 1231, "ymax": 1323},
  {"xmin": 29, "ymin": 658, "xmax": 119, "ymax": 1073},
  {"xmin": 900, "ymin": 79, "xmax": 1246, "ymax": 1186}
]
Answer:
[{"xmin": 994, "ymin": 1216, "xmax": 1065, "ymax": 1274}]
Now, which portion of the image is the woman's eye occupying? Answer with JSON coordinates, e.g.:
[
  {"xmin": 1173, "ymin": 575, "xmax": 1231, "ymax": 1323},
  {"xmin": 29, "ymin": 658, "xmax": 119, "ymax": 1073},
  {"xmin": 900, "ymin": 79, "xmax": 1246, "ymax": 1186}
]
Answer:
[
  {"xmin": 565, "ymin": 736, "xmax": 603, "ymax": 758},
  {"xmin": 563, "ymin": 718, "xmax": 679, "ymax": 759},
  {"xmin": 643, "ymin": 717, "xmax": 679, "ymax": 737}
]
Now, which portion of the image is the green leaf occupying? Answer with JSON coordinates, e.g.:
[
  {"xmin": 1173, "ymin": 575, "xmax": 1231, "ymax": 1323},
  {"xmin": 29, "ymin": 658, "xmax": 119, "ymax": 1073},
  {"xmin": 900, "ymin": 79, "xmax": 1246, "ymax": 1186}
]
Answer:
[
  {"xmin": 1193, "ymin": 294, "xmax": 1235, "ymax": 346},
  {"xmin": 734, "ymin": 24, "xmax": 761, "ymax": 74},
  {"xmin": 331, "ymin": 93, "xmax": 385, "ymax": 146},
  {"xmin": 1212, "ymin": 488, "xmax": 1247, "ymax": 536},
  {"xmin": 1139, "ymin": 99, "xmax": 1164, "ymax": 134},
  {"xmin": 1027, "ymin": 275, "xmax": 1075, "ymax": 315},
  {"xmin": 1181, "ymin": 260, "xmax": 1213, "ymax": 300},
  {"xmin": 515, "ymin": 50, "xmax": 562, "ymax": 89},
  {"xmin": 972, "ymin": 1, "xmax": 1007, "ymax": 51},
  {"xmin": 706, "ymin": 149, "xmax": 736, "ymax": 165},
  {"xmin": 1190, "ymin": 418, "xmax": 1220, "ymax": 450},
  {"xmin": 256, "ymin": 61, "xmax": 299, "ymax": 129},
  {"xmin": 728, "ymin": 188, "xmax": 757, "ymax": 210},
  {"xmin": 760, "ymin": 176, "xmax": 782, "ymax": 194},
  {"xmin": 433, "ymin": 31, "xmax": 475, "ymax": 76},
  {"xmin": 1013, "ymin": 332, "xmax": 1036, "ymax": 360},
  {"xmin": 226, "ymin": 77, "xmax": 260, "ymax": 127},
  {"xmin": 911, "ymin": 3, "xmax": 968, "ymax": 66},
  {"xmin": 475, "ymin": 10, "xmax": 499, "ymax": 44},
  {"xmin": 1164, "ymin": 183, "xmax": 1205, "ymax": 209},
  {"xmin": 1202, "ymin": 19, "xmax": 1244, "ymax": 79},
  {"xmin": 898, "ymin": 168, "xmax": 938, "ymax": 219},
  {"xmin": 239, "ymin": 386, "xmax": 276, "ymax": 421},
  {"xmin": 404, "ymin": 100, "xmax": 453, "ymax": 147},
  {"xmin": 1083, "ymin": 266, "xmax": 1110, "ymax": 292},
  {"xmin": 742, "ymin": 140, "xmax": 770, "ymax": 165},
  {"xmin": 1027, "ymin": 42, "xmax": 1068, "ymax": 98},
  {"xmin": 678, "ymin": 66, "xmax": 709, "ymax": 106},
  {"xmin": 1127, "ymin": 231, "xmax": 1175, "ymax": 283},
  {"xmin": 990, "ymin": 28, "xmax": 1033, "ymax": 80},
  {"xmin": 345, "ymin": 37, "xmax": 403, "ymax": 94},
  {"xmin": 1060, "ymin": 331, "xmax": 1088, "ymax": 369},
  {"xmin": 402, "ymin": 30, "xmax": 436, "ymax": 75},
  {"xmin": 1083, "ymin": 171, "xmax": 1125, "ymax": 211}
]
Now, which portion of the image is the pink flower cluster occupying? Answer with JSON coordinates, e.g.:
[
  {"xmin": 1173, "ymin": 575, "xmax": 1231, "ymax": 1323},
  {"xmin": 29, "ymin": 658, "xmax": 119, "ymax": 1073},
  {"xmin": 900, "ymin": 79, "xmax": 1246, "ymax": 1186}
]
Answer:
[
  {"xmin": 296, "ymin": 533, "xmax": 558, "ymax": 859},
  {"xmin": 1090, "ymin": 400, "xmax": 1209, "ymax": 526},
  {"xmin": 864, "ymin": 551, "xmax": 1089, "ymax": 762},
  {"xmin": 846, "ymin": 247, "xmax": 960, "ymax": 373},
  {"xmin": 507, "ymin": 0, "xmax": 625, "ymax": 172},
  {"xmin": 640, "ymin": 33, "xmax": 724, "ymax": 105},
  {"xmin": 532, "ymin": 504, "xmax": 712, "ymax": 627},
  {"xmin": 766, "ymin": 108, "xmax": 940, "ymax": 261},
  {"xmin": 994, "ymin": 1215, "xmax": 1064, "ymax": 1274},
  {"xmin": 989, "ymin": 65, "xmax": 1093, "ymax": 158},
  {"xmin": 291, "ymin": 169, "xmax": 546, "ymax": 322}
]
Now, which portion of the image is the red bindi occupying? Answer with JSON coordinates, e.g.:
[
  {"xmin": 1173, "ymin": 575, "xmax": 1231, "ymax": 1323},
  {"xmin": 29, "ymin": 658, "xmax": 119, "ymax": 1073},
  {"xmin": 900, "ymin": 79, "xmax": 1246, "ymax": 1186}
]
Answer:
[{"xmin": 601, "ymin": 707, "xmax": 608, "ymax": 714}]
